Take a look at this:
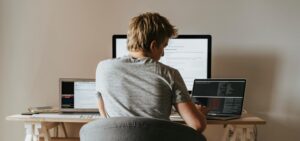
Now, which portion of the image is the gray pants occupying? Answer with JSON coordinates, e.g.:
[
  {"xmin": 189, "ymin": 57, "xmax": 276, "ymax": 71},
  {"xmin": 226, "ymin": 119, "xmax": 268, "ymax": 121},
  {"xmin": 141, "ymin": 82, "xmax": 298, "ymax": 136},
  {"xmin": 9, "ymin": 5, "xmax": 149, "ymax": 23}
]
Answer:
[{"xmin": 80, "ymin": 117, "xmax": 206, "ymax": 141}]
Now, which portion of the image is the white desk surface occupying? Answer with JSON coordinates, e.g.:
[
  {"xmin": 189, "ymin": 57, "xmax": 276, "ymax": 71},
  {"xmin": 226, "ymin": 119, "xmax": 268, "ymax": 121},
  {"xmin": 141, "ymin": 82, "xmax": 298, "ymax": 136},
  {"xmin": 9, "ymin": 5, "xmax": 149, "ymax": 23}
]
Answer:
[
  {"xmin": 6, "ymin": 113, "xmax": 266, "ymax": 141},
  {"xmin": 6, "ymin": 113, "xmax": 266, "ymax": 125}
]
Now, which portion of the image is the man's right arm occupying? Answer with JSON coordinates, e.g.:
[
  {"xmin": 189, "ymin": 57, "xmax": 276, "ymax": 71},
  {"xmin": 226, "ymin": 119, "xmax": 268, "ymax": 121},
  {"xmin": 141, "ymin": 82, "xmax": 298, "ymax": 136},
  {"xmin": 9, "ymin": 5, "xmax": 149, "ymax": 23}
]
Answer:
[{"xmin": 174, "ymin": 101, "xmax": 207, "ymax": 133}]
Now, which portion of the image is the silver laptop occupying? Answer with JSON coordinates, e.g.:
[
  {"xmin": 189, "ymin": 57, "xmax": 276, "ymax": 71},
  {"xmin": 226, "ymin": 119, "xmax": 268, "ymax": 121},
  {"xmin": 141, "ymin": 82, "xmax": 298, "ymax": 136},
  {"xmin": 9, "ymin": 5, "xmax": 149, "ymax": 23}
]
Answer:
[
  {"xmin": 192, "ymin": 79, "xmax": 246, "ymax": 120},
  {"xmin": 59, "ymin": 78, "xmax": 98, "ymax": 113}
]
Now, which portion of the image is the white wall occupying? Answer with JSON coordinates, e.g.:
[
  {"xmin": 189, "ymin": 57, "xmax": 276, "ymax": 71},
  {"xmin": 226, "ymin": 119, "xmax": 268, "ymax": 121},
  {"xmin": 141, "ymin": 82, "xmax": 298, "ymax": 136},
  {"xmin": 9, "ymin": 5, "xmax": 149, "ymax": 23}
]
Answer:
[{"xmin": 1, "ymin": 0, "xmax": 300, "ymax": 140}]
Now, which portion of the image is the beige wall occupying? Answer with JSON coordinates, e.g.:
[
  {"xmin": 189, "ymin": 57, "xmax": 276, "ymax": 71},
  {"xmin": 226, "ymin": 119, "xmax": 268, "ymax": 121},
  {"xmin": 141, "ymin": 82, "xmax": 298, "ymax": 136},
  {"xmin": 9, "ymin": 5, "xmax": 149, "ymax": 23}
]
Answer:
[{"xmin": 1, "ymin": 0, "xmax": 300, "ymax": 140}]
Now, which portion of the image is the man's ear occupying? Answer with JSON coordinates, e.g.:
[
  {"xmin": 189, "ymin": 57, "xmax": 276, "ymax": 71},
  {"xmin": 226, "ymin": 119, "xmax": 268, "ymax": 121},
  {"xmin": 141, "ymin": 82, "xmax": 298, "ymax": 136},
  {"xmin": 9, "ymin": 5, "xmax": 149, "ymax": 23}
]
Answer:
[{"xmin": 149, "ymin": 40, "xmax": 157, "ymax": 52}]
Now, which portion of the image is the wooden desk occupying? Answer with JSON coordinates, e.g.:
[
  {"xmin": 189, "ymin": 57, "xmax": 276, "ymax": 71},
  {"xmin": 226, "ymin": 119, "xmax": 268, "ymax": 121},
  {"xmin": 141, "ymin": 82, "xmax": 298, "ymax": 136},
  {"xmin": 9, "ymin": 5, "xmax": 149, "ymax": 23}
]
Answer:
[
  {"xmin": 171, "ymin": 114, "xmax": 266, "ymax": 141},
  {"xmin": 171, "ymin": 113, "xmax": 266, "ymax": 125},
  {"xmin": 7, "ymin": 113, "xmax": 265, "ymax": 141}
]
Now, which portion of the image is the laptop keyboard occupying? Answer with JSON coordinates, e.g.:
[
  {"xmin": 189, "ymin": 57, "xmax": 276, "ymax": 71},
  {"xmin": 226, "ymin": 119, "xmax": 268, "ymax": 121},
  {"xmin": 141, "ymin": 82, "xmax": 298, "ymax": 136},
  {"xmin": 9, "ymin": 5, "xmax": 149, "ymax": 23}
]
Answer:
[{"xmin": 79, "ymin": 114, "xmax": 101, "ymax": 119}]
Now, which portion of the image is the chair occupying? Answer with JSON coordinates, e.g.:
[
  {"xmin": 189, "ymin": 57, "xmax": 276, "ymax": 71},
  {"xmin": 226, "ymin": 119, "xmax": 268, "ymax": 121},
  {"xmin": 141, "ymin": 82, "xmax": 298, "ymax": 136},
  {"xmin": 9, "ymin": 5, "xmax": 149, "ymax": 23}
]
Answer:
[{"xmin": 80, "ymin": 117, "xmax": 206, "ymax": 141}]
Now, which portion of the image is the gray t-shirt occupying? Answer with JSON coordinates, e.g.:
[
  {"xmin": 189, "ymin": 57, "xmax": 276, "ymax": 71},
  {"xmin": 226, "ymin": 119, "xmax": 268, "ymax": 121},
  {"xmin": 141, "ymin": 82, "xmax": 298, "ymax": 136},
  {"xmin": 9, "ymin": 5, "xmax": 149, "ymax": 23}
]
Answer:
[{"xmin": 96, "ymin": 56, "xmax": 191, "ymax": 120}]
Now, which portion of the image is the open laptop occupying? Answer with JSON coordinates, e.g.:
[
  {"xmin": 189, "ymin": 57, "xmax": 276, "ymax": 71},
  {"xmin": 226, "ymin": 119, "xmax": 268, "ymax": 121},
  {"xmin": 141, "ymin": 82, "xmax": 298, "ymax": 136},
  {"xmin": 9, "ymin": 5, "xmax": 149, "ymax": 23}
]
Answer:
[
  {"xmin": 192, "ymin": 79, "xmax": 246, "ymax": 120},
  {"xmin": 59, "ymin": 78, "xmax": 98, "ymax": 113}
]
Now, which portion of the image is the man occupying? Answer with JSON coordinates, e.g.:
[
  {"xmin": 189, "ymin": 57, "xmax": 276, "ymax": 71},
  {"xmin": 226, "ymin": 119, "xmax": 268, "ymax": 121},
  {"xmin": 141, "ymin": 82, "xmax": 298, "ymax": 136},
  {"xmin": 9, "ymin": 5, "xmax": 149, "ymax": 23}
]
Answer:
[{"xmin": 96, "ymin": 12, "xmax": 207, "ymax": 133}]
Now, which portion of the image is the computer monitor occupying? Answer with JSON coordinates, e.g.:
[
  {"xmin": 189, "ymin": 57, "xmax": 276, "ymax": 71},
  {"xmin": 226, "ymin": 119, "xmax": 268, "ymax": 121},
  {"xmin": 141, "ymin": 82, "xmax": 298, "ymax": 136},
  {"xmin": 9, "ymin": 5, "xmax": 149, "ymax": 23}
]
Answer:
[{"xmin": 112, "ymin": 35, "xmax": 211, "ymax": 92}]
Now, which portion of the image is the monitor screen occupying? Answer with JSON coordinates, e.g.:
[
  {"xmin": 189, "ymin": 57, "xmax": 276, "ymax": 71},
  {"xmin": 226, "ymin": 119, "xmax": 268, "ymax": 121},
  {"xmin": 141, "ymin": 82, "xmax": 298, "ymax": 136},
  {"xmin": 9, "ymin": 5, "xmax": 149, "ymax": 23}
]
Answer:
[{"xmin": 112, "ymin": 35, "xmax": 211, "ymax": 92}]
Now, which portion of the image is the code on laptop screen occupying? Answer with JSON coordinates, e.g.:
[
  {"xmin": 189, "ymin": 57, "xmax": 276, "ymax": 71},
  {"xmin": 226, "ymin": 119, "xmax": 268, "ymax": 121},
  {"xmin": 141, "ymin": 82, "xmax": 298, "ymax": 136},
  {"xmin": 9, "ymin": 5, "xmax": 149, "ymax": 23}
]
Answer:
[
  {"xmin": 74, "ymin": 81, "xmax": 98, "ymax": 109},
  {"xmin": 192, "ymin": 80, "xmax": 246, "ymax": 115},
  {"xmin": 61, "ymin": 80, "xmax": 98, "ymax": 109}
]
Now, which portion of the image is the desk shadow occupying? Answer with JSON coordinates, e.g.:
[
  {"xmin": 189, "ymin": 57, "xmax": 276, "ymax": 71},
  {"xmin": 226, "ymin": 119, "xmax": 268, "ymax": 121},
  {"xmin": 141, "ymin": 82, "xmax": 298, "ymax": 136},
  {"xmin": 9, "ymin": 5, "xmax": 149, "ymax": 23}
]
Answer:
[{"xmin": 212, "ymin": 49, "xmax": 279, "ymax": 116}]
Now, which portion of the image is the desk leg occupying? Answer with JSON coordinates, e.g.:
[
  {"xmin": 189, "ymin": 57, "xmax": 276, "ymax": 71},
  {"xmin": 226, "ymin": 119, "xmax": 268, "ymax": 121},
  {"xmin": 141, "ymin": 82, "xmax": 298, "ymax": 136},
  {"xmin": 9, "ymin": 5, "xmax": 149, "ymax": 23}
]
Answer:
[
  {"xmin": 24, "ymin": 123, "xmax": 34, "ymax": 141},
  {"xmin": 24, "ymin": 122, "xmax": 45, "ymax": 141},
  {"xmin": 223, "ymin": 125, "xmax": 255, "ymax": 141},
  {"xmin": 231, "ymin": 126, "xmax": 239, "ymax": 141},
  {"xmin": 242, "ymin": 127, "xmax": 247, "ymax": 141},
  {"xmin": 60, "ymin": 123, "xmax": 68, "ymax": 137},
  {"xmin": 240, "ymin": 125, "xmax": 255, "ymax": 141},
  {"xmin": 222, "ymin": 125, "xmax": 234, "ymax": 141},
  {"xmin": 41, "ymin": 125, "xmax": 52, "ymax": 141},
  {"xmin": 33, "ymin": 123, "xmax": 42, "ymax": 141}
]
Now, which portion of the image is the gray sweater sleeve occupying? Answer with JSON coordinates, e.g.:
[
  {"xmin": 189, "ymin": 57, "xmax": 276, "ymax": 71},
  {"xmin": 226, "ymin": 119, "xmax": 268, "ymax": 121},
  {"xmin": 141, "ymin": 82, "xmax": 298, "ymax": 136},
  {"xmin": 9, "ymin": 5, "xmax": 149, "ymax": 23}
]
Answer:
[{"xmin": 171, "ymin": 70, "xmax": 192, "ymax": 104}]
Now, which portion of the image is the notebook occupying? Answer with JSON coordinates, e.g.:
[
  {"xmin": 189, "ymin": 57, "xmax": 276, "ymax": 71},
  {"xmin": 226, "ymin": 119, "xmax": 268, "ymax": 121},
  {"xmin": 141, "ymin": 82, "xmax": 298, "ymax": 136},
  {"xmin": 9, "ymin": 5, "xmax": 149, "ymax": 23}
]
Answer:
[
  {"xmin": 192, "ymin": 79, "xmax": 246, "ymax": 120},
  {"xmin": 59, "ymin": 78, "xmax": 98, "ymax": 113}
]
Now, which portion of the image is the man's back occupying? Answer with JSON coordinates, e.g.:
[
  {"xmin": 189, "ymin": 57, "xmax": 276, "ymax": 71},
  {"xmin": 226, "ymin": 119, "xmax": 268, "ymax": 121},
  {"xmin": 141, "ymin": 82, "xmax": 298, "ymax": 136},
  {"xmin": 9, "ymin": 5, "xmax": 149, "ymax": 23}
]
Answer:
[
  {"xmin": 96, "ymin": 12, "xmax": 207, "ymax": 134},
  {"xmin": 96, "ymin": 56, "xmax": 190, "ymax": 120}
]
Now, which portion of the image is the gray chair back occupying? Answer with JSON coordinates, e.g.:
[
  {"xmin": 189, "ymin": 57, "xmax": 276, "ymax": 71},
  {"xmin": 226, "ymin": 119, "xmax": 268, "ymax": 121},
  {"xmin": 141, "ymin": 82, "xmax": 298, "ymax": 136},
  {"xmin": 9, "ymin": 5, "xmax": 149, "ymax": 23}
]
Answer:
[{"xmin": 80, "ymin": 117, "xmax": 206, "ymax": 141}]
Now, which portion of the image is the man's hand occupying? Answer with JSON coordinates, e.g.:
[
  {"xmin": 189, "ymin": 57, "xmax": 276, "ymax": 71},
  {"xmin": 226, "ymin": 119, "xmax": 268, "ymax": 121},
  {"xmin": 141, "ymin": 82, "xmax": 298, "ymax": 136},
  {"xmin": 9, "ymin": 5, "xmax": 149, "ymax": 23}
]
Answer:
[
  {"xmin": 175, "ymin": 102, "xmax": 207, "ymax": 133},
  {"xmin": 194, "ymin": 104, "xmax": 209, "ymax": 116}
]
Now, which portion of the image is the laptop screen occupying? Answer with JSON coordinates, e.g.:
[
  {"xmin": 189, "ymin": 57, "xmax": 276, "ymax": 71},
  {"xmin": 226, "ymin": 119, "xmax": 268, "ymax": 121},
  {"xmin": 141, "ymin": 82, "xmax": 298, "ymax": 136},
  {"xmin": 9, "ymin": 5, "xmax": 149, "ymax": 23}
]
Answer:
[
  {"xmin": 60, "ymin": 78, "xmax": 98, "ymax": 112},
  {"xmin": 192, "ymin": 79, "xmax": 246, "ymax": 116}
]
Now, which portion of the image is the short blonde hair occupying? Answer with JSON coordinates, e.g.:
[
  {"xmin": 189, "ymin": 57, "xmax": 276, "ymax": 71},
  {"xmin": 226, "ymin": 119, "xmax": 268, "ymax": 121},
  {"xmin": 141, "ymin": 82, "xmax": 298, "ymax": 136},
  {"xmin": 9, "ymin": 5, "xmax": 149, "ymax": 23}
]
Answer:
[{"xmin": 127, "ymin": 12, "xmax": 178, "ymax": 52}]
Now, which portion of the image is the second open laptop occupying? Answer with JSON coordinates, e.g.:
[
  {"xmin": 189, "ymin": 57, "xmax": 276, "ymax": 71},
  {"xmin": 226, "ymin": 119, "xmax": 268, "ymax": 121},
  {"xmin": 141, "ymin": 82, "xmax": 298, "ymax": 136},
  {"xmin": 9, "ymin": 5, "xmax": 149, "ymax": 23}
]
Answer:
[
  {"xmin": 192, "ymin": 79, "xmax": 246, "ymax": 120},
  {"xmin": 59, "ymin": 78, "xmax": 98, "ymax": 113}
]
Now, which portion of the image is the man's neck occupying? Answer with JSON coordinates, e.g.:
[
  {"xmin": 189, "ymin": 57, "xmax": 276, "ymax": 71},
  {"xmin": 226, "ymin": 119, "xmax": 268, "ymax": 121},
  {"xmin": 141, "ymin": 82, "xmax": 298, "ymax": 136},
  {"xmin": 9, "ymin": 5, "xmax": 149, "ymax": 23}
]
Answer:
[{"xmin": 129, "ymin": 51, "xmax": 148, "ymax": 59}]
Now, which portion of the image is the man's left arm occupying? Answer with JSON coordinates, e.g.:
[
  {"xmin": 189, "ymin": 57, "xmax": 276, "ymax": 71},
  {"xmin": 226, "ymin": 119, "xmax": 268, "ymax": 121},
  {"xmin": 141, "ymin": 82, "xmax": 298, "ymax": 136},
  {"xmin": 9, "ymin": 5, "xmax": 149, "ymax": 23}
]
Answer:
[{"xmin": 97, "ymin": 94, "xmax": 107, "ymax": 118}]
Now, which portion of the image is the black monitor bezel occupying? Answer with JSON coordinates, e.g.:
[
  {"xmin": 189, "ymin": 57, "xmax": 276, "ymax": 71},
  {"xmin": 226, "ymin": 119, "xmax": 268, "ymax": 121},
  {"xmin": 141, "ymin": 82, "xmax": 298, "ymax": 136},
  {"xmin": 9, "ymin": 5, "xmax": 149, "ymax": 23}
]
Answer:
[{"xmin": 112, "ymin": 34, "xmax": 212, "ymax": 90}]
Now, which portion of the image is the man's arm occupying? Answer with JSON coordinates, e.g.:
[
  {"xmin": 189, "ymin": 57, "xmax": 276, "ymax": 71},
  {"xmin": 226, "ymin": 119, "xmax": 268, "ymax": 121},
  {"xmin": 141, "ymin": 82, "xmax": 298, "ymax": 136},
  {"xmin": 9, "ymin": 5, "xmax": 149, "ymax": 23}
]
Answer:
[
  {"xmin": 97, "ymin": 96, "xmax": 107, "ymax": 118},
  {"xmin": 174, "ymin": 101, "xmax": 207, "ymax": 133}
]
